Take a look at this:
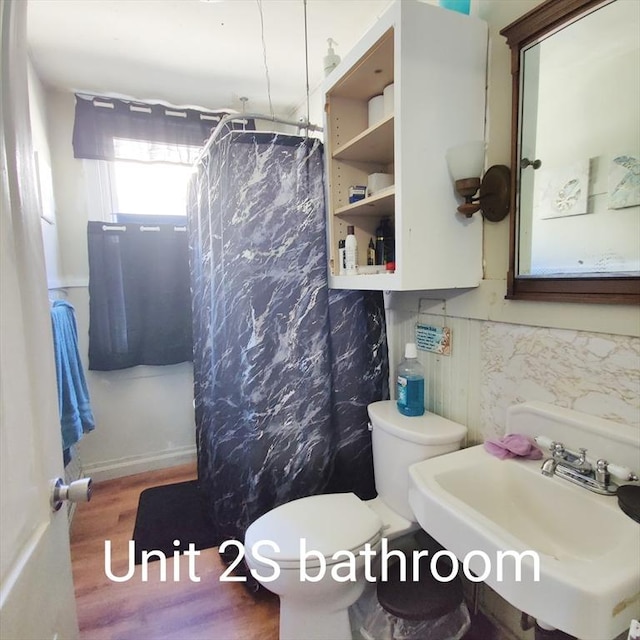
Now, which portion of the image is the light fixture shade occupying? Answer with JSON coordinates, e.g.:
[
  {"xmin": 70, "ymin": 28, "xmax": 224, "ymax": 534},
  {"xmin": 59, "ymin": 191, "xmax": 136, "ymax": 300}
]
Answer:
[{"xmin": 446, "ymin": 141, "xmax": 486, "ymax": 180}]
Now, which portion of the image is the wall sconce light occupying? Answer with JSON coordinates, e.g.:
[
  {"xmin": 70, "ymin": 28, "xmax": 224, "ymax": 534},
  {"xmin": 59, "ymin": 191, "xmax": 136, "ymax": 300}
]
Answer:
[{"xmin": 446, "ymin": 141, "xmax": 511, "ymax": 222}]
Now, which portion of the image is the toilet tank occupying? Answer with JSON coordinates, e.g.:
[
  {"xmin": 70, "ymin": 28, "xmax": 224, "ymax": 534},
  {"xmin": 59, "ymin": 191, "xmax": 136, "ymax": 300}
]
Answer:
[{"xmin": 368, "ymin": 400, "xmax": 467, "ymax": 520}]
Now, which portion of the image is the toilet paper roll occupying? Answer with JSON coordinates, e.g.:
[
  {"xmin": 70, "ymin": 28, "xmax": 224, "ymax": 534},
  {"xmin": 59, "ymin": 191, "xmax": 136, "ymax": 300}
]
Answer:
[
  {"xmin": 368, "ymin": 173, "xmax": 394, "ymax": 195},
  {"xmin": 383, "ymin": 83, "xmax": 395, "ymax": 116},
  {"xmin": 368, "ymin": 95, "xmax": 385, "ymax": 128}
]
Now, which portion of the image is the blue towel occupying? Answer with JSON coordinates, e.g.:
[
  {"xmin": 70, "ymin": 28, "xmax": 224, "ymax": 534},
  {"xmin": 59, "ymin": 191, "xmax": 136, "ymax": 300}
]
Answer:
[{"xmin": 51, "ymin": 300, "xmax": 95, "ymax": 450}]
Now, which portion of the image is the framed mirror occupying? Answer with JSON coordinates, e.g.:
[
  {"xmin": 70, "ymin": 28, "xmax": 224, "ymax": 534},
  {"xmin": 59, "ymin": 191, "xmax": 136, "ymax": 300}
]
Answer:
[{"xmin": 501, "ymin": 0, "xmax": 640, "ymax": 304}]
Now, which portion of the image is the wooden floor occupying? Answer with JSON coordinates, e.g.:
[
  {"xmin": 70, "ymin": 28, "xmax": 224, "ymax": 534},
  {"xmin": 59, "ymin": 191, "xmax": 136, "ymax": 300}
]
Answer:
[{"xmin": 70, "ymin": 464, "xmax": 280, "ymax": 640}]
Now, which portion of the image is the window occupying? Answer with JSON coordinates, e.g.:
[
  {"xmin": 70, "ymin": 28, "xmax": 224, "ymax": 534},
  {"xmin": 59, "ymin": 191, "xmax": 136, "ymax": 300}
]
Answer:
[
  {"xmin": 73, "ymin": 95, "xmax": 233, "ymax": 369},
  {"xmin": 84, "ymin": 142, "xmax": 195, "ymax": 370},
  {"xmin": 84, "ymin": 151, "xmax": 197, "ymax": 224},
  {"xmin": 111, "ymin": 160, "xmax": 194, "ymax": 221}
]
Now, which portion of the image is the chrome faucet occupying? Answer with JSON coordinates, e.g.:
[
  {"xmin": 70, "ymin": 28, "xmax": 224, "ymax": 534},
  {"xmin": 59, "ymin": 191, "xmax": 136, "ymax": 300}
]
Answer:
[
  {"xmin": 565, "ymin": 447, "xmax": 592, "ymax": 473},
  {"xmin": 540, "ymin": 457, "xmax": 558, "ymax": 477},
  {"xmin": 540, "ymin": 442, "xmax": 564, "ymax": 477},
  {"xmin": 537, "ymin": 438, "xmax": 638, "ymax": 496},
  {"xmin": 541, "ymin": 442, "xmax": 593, "ymax": 476}
]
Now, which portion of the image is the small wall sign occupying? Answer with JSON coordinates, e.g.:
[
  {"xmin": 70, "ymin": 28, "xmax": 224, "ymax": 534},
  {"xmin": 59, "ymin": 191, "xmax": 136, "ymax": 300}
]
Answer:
[{"xmin": 416, "ymin": 324, "xmax": 451, "ymax": 355}]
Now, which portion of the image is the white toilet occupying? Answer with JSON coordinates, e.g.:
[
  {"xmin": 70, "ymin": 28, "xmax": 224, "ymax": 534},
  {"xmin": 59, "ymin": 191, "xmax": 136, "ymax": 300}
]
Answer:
[{"xmin": 244, "ymin": 400, "xmax": 467, "ymax": 640}]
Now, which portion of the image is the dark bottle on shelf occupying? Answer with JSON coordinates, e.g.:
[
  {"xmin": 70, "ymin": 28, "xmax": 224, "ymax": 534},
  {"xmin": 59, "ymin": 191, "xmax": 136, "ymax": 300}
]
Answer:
[
  {"xmin": 375, "ymin": 217, "xmax": 394, "ymax": 267},
  {"xmin": 367, "ymin": 238, "xmax": 376, "ymax": 265}
]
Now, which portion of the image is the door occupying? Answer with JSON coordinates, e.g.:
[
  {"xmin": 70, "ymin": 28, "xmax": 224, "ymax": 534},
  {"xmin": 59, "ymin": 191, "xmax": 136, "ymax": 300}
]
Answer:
[{"xmin": 0, "ymin": 2, "xmax": 79, "ymax": 638}]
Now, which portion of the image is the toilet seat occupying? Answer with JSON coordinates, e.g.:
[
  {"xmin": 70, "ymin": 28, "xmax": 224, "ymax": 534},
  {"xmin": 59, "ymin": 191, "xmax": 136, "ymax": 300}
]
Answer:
[{"xmin": 245, "ymin": 492, "xmax": 382, "ymax": 570}]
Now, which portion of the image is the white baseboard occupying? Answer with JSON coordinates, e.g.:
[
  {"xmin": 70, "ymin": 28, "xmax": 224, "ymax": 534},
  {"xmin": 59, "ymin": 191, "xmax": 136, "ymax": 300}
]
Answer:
[{"xmin": 82, "ymin": 445, "xmax": 197, "ymax": 482}]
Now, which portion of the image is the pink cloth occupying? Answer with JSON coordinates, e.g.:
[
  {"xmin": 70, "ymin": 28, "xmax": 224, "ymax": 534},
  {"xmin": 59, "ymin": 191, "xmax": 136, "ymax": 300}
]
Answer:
[{"xmin": 484, "ymin": 434, "xmax": 543, "ymax": 460}]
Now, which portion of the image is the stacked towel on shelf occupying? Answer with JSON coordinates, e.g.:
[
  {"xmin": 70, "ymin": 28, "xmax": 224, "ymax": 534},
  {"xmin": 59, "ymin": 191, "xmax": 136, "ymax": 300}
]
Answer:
[{"xmin": 50, "ymin": 300, "xmax": 95, "ymax": 451}]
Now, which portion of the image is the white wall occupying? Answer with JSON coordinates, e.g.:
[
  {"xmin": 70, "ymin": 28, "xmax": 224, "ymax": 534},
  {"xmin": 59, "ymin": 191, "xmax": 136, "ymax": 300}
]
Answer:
[
  {"xmin": 27, "ymin": 59, "xmax": 62, "ymax": 287},
  {"xmin": 44, "ymin": 90, "xmax": 196, "ymax": 481}
]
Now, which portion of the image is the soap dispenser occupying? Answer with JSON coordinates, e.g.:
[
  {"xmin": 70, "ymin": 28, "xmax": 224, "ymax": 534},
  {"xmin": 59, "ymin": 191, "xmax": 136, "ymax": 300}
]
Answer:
[{"xmin": 323, "ymin": 38, "xmax": 341, "ymax": 76}]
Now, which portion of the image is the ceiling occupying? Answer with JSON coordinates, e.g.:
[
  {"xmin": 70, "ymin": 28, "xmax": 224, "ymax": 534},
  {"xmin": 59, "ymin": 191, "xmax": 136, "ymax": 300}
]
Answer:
[{"xmin": 26, "ymin": 0, "xmax": 393, "ymax": 121}]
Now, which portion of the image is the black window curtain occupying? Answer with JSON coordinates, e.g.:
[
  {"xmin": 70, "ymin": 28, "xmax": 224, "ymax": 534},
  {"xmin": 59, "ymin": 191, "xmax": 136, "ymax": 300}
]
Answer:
[
  {"xmin": 87, "ymin": 222, "xmax": 192, "ymax": 371},
  {"xmin": 72, "ymin": 93, "xmax": 255, "ymax": 163},
  {"xmin": 78, "ymin": 94, "xmax": 254, "ymax": 370}
]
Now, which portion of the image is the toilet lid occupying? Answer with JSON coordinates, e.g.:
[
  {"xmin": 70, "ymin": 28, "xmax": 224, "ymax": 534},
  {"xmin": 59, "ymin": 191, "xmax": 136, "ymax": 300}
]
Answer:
[
  {"xmin": 368, "ymin": 400, "xmax": 467, "ymax": 445},
  {"xmin": 245, "ymin": 493, "xmax": 382, "ymax": 568}
]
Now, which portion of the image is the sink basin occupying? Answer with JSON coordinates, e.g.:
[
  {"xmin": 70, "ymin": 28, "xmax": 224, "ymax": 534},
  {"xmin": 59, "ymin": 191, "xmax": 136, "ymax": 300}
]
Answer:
[{"xmin": 408, "ymin": 403, "xmax": 640, "ymax": 640}]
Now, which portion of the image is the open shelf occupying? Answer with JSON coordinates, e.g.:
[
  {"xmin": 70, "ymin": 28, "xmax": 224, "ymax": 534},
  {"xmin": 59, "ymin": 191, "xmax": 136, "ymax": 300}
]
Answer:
[
  {"xmin": 332, "ymin": 114, "xmax": 394, "ymax": 164},
  {"xmin": 324, "ymin": 1, "xmax": 486, "ymax": 290},
  {"xmin": 334, "ymin": 186, "xmax": 395, "ymax": 218},
  {"xmin": 329, "ymin": 271, "xmax": 400, "ymax": 291},
  {"xmin": 330, "ymin": 28, "xmax": 394, "ymax": 101}
]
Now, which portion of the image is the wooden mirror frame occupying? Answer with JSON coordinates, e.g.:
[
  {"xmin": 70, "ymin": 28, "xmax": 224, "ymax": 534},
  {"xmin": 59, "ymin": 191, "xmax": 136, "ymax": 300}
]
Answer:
[{"xmin": 500, "ymin": 0, "xmax": 640, "ymax": 305}]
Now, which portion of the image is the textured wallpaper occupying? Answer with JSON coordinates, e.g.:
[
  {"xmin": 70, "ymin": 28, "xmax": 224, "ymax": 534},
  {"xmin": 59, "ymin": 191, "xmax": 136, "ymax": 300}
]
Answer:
[
  {"xmin": 392, "ymin": 305, "xmax": 639, "ymax": 445},
  {"xmin": 480, "ymin": 323, "xmax": 640, "ymax": 437}
]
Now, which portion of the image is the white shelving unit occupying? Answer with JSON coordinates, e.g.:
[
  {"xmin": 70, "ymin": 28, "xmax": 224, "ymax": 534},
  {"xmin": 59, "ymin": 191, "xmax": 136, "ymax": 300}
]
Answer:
[{"xmin": 323, "ymin": 0, "xmax": 488, "ymax": 291}]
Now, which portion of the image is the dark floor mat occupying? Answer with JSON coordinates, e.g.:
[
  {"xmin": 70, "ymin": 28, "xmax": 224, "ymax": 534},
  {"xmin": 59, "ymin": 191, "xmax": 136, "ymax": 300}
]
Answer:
[{"xmin": 132, "ymin": 480, "xmax": 216, "ymax": 564}]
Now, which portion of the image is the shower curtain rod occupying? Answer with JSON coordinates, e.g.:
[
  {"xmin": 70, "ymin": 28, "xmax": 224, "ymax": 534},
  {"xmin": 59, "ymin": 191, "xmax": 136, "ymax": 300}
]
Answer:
[{"xmin": 198, "ymin": 112, "xmax": 323, "ymax": 162}]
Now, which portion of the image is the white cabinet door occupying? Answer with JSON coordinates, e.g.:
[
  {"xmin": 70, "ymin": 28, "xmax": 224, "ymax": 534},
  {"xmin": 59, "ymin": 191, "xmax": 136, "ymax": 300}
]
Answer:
[{"xmin": 0, "ymin": 3, "xmax": 79, "ymax": 638}]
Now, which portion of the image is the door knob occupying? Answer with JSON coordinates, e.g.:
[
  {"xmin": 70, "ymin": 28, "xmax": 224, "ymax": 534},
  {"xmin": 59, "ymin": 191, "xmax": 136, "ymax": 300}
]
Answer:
[{"xmin": 50, "ymin": 477, "xmax": 93, "ymax": 512}]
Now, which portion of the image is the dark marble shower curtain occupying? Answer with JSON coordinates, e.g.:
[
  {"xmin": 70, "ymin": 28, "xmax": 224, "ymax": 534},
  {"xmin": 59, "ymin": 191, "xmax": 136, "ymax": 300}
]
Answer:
[{"xmin": 187, "ymin": 131, "xmax": 388, "ymax": 544}]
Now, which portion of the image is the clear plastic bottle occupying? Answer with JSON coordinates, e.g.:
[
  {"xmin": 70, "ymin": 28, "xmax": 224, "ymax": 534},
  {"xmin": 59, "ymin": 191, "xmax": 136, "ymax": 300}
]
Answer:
[
  {"xmin": 396, "ymin": 343, "xmax": 425, "ymax": 416},
  {"xmin": 345, "ymin": 225, "xmax": 358, "ymax": 275}
]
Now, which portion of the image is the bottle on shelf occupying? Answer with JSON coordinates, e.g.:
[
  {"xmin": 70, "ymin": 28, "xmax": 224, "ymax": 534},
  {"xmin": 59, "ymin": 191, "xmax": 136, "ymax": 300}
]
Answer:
[
  {"xmin": 367, "ymin": 238, "xmax": 375, "ymax": 266},
  {"xmin": 345, "ymin": 226, "xmax": 358, "ymax": 275},
  {"xmin": 375, "ymin": 220, "xmax": 385, "ymax": 266},
  {"xmin": 375, "ymin": 217, "xmax": 395, "ymax": 269},
  {"xmin": 396, "ymin": 343, "xmax": 425, "ymax": 417}
]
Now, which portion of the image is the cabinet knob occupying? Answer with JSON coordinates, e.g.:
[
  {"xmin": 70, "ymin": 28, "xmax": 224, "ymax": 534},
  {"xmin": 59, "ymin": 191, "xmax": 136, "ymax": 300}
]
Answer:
[{"xmin": 521, "ymin": 157, "xmax": 541, "ymax": 170}]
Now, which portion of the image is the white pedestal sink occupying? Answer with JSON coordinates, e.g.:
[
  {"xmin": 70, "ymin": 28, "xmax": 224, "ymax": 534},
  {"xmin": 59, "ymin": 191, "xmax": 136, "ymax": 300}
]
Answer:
[{"xmin": 408, "ymin": 402, "xmax": 640, "ymax": 640}]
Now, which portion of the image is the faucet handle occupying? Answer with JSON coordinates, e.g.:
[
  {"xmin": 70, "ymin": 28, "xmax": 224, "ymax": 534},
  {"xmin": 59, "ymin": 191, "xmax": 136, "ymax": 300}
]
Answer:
[
  {"xmin": 595, "ymin": 459, "xmax": 609, "ymax": 485},
  {"xmin": 551, "ymin": 441, "xmax": 565, "ymax": 458},
  {"xmin": 608, "ymin": 463, "xmax": 639, "ymax": 482},
  {"xmin": 534, "ymin": 436, "xmax": 554, "ymax": 451}
]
